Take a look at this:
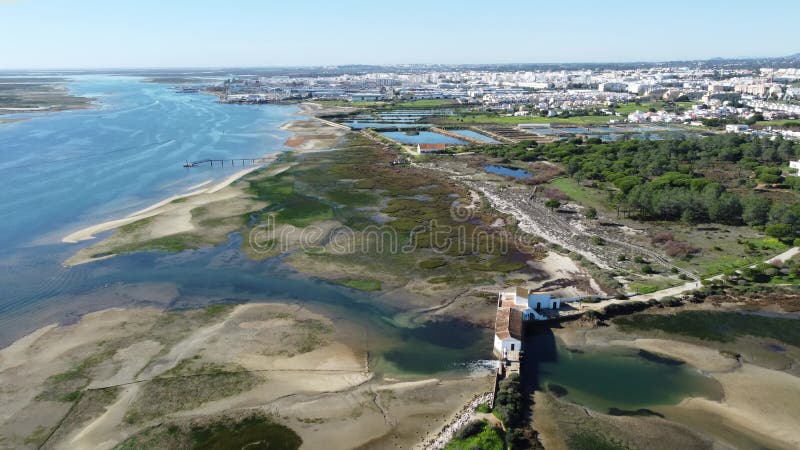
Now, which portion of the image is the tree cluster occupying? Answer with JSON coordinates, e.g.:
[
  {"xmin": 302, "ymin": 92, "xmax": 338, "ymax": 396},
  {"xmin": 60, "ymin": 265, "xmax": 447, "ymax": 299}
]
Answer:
[{"xmin": 486, "ymin": 134, "xmax": 800, "ymax": 235}]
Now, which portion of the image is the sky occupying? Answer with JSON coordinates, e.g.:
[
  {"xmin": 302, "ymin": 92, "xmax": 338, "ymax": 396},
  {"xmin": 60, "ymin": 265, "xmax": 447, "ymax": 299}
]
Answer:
[{"xmin": 1, "ymin": 0, "xmax": 799, "ymax": 69}]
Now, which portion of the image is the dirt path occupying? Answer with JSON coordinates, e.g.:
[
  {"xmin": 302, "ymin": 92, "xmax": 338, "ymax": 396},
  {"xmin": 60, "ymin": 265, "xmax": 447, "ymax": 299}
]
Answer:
[
  {"xmin": 418, "ymin": 161, "xmax": 695, "ymax": 279},
  {"xmin": 583, "ymin": 246, "xmax": 799, "ymax": 311}
]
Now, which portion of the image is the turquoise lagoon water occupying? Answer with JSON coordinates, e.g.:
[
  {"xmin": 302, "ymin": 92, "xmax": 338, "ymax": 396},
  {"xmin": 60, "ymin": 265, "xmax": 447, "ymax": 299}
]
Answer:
[
  {"xmin": 0, "ymin": 75, "xmax": 294, "ymax": 249},
  {"xmin": 450, "ymin": 129, "xmax": 499, "ymax": 143},
  {"xmin": 380, "ymin": 131, "xmax": 466, "ymax": 145},
  {"xmin": 523, "ymin": 331, "xmax": 722, "ymax": 411}
]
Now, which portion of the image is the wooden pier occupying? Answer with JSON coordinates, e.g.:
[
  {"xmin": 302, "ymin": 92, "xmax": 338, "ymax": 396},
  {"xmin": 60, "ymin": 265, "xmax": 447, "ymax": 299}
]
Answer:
[{"xmin": 182, "ymin": 158, "xmax": 272, "ymax": 168}]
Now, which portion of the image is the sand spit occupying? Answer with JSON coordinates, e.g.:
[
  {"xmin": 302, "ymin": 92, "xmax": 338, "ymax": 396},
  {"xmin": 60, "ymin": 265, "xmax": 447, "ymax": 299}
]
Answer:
[
  {"xmin": 280, "ymin": 117, "xmax": 348, "ymax": 151},
  {"xmin": 62, "ymin": 165, "xmax": 266, "ymax": 245}
]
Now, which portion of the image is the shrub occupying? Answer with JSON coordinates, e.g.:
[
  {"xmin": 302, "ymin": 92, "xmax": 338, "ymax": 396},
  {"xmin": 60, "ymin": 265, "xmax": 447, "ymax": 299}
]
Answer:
[
  {"xmin": 659, "ymin": 296, "xmax": 682, "ymax": 307},
  {"xmin": 505, "ymin": 428, "xmax": 527, "ymax": 449},
  {"xmin": 475, "ymin": 403, "xmax": 491, "ymax": 414},
  {"xmin": 766, "ymin": 223, "xmax": 794, "ymax": 240},
  {"xmin": 454, "ymin": 420, "xmax": 485, "ymax": 441},
  {"xmin": 664, "ymin": 240, "xmax": 700, "ymax": 258},
  {"xmin": 494, "ymin": 374, "xmax": 524, "ymax": 427},
  {"xmin": 583, "ymin": 310, "xmax": 600, "ymax": 320},
  {"xmin": 584, "ymin": 207, "xmax": 598, "ymax": 219},
  {"xmin": 651, "ymin": 231, "xmax": 674, "ymax": 245},
  {"xmin": 602, "ymin": 301, "xmax": 649, "ymax": 317}
]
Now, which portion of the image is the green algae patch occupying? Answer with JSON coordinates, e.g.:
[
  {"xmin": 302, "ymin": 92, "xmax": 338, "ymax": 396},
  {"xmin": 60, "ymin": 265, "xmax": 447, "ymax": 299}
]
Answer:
[
  {"xmin": 334, "ymin": 278, "xmax": 382, "ymax": 291},
  {"xmin": 115, "ymin": 413, "xmax": 301, "ymax": 450}
]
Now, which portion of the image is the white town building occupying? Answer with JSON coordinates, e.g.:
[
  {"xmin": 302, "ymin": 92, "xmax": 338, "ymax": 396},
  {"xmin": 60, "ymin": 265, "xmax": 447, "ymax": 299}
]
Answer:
[
  {"xmin": 789, "ymin": 160, "xmax": 800, "ymax": 176},
  {"xmin": 725, "ymin": 124, "xmax": 750, "ymax": 133}
]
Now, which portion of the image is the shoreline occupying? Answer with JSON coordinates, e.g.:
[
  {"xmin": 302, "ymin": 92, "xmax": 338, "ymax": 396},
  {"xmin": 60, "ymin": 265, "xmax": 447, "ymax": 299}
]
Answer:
[
  {"xmin": 61, "ymin": 164, "xmax": 269, "ymax": 244},
  {"xmin": 60, "ymin": 108, "xmax": 349, "ymax": 264}
]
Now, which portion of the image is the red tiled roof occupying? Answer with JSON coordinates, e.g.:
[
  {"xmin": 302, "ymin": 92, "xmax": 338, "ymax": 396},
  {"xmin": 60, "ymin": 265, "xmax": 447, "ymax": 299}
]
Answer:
[
  {"xmin": 495, "ymin": 307, "xmax": 511, "ymax": 339},
  {"xmin": 418, "ymin": 143, "xmax": 446, "ymax": 150},
  {"xmin": 494, "ymin": 307, "xmax": 523, "ymax": 340}
]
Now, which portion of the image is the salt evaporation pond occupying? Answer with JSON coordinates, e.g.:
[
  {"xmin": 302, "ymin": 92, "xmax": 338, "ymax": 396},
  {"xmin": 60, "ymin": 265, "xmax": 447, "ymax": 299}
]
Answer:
[
  {"xmin": 451, "ymin": 129, "xmax": 499, "ymax": 143},
  {"xmin": 380, "ymin": 131, "xmax": 466, "ymax": 145}
]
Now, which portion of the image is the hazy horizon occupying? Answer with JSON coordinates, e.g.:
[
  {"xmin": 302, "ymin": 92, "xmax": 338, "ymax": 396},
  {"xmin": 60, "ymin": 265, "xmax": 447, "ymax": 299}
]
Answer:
[
  {"xmin": 1, "ymin": 0, "xmax": 799, "ymax": 70},
  {"xmin": 2, "ymin": 50, "xmax": 800, "ymax": 73}
]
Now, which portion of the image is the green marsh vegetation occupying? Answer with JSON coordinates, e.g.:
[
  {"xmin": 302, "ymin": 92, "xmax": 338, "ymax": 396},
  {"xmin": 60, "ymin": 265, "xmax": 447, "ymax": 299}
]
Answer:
[
  {"xmin": 91, "ymin": 203, "xmax": 251, "ymax": 259},
  {"xmin": 115, "ymin": 412, "xmax": 301, "ymax": 450},
  {"xmin": 244, "ymin": 133, "xmax": 543, "ymax": 292},
  {"xmin": 37, "ymin": 350, "xmax": 118, "ymax": 403},
  {"xmin": 34, "ymin": 387, "xmax": 122, "ymax": 448},
  {"xmin": 335, "ymin": 278, "xmax": 382, "ymax": 291},
  {"xmin": 614, "ymin": 310, "xmax": 800, "ymax": 347},
  {"xmin": 123, "ymin": 362, "xmax": 259, "ymax": 424},
  {"xmin": 0, "ymin": 80, "xmax": 93, "ymax": 112}
]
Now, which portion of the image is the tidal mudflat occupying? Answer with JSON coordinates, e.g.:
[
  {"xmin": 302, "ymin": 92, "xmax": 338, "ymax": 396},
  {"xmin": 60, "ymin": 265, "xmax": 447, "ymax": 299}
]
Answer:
[{"xmin": 534, "ymin": 306, "xmax": 800, "ymax": 450}]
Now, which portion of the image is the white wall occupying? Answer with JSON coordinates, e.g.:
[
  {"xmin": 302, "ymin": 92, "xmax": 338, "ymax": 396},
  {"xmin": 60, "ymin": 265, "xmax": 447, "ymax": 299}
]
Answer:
[
  {"xmin": 494, "ymin": 335, "xmax": 522, "ymax": 356},
  {"xmin": 529, "ymin": 293, "xmax": 558, "ymax": 310}
]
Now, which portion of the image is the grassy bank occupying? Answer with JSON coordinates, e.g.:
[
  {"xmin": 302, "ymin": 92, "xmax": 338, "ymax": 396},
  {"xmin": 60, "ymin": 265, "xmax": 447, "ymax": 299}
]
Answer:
[
  {"xmin": 444, "ymin": 420, "xmax": 505, "ymax": 450},
  {"xmin": 614, "ymin": 310, "xmax": 800, "ymax": 347}
]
